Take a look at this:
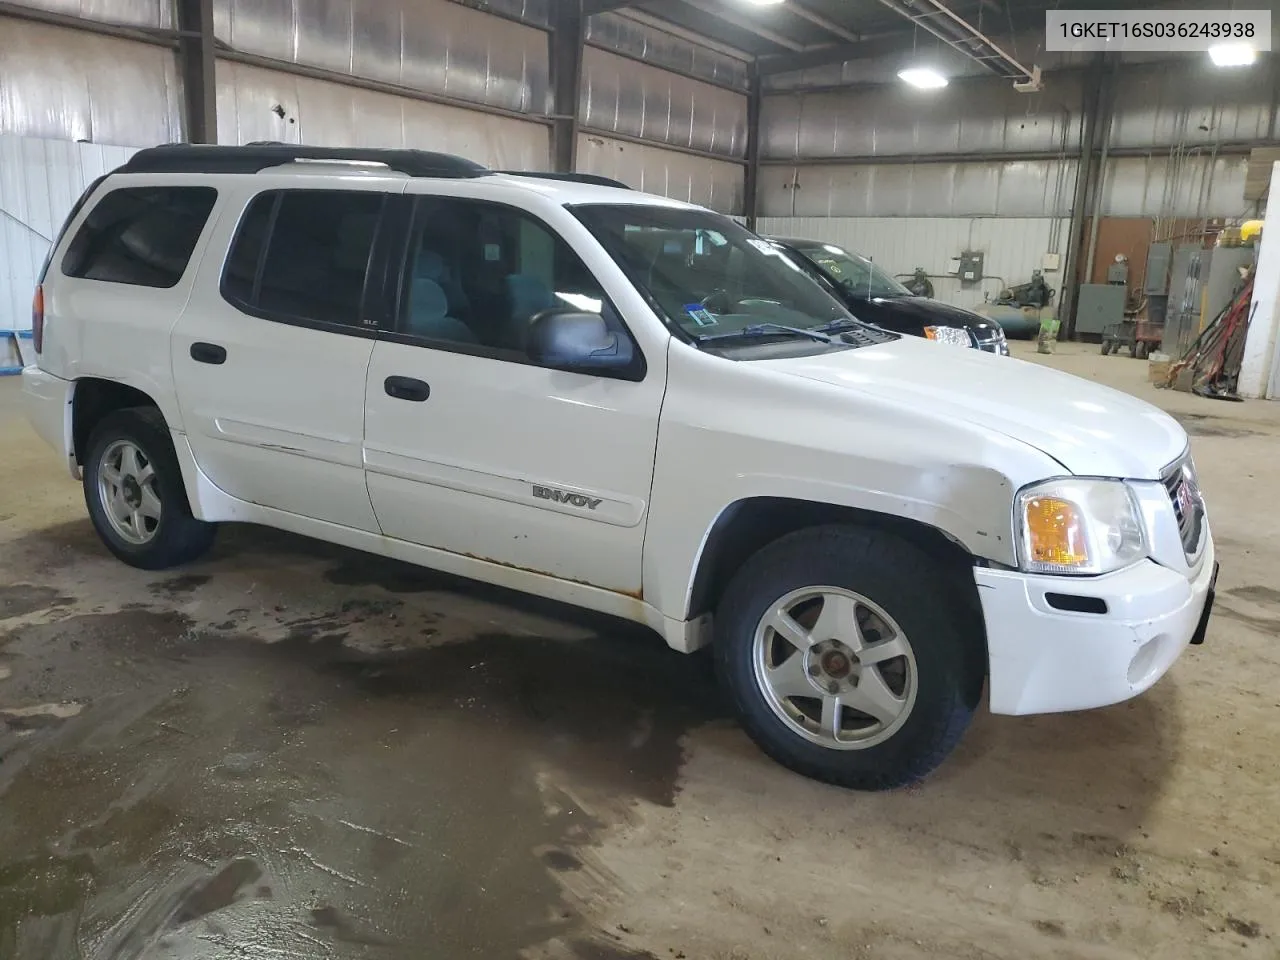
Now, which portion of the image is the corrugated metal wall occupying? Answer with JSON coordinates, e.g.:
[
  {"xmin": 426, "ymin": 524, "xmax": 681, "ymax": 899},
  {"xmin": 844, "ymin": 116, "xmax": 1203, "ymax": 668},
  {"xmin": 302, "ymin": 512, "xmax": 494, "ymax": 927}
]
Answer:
[
  {"xmin": 757, "ymin": 215, "xmax": 1069, "ymax": 311},
  {"xmin": 0, "ymin": 135, "xmax": 137, "ymax": 336},
  {"xmin": 580, "ymin": 46, "xmax": 747, "ymax": 159},
  {"xmin": 762, "ymin": 61, "xmax": 1275, "ymax": 221},
  {"xmin": 14, "ymin": 0, "xmax": 171, "ymax": 28},
  {"xmin": 762, "ymin": 82, "xmax": 1082, "ymax": 161},
  {"xmin": 586, "ymin": 12, "xmax": 747, "ymax": 90},
  {"xmin": 0, "ymin": 19, "xmax": 182, "ymax": 145},
  {"xmin": 212, "ymin": 0, "xmax": 549, "ymax": 115},
  {"xmin": 0, "ymin": 0, "xmax": 751, "ymax": 219},
  {"xmin": 577, "ymin": 133, "xmax": 743, "ymax": 214},
  {"xmin": 760, "ymin": 154, "xmax": 1250, "ymax": 220},
  {"xmin": 760, "ymin": 159, "xmax": 1079, "ymax": 218},
  {"xmin": 215, "ymin": 61, "xmax": 550, "ymax": 168}
]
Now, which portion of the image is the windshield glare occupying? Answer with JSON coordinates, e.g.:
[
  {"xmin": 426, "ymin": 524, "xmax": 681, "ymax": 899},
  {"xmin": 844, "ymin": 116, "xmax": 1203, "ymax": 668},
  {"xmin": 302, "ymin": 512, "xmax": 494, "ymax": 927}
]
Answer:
[
  {"xmin": 798, "ymin": 244, "xmax": 911, "ymax": 299},
  {"xmin": 571, "ymin": 205, "xmax": 852, "ymax": 339}
]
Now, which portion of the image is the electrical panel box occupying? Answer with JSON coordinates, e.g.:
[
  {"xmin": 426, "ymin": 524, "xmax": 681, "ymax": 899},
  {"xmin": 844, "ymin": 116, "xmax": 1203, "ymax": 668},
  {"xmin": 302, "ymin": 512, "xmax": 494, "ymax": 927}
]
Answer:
[
  {"xmin": 1042, "ymin": 252, "xmax": 1062, "ymax": 272},
  {"xmin": 1144, "ymin": 242, "xmax": 1172, "ymax": 295},
  {"xmin": 1106, "ymin": 262, "xmax": 1128, "ymax": 285},
  {"xmin": 958, "ymin": 250, "xmax": 984, "ymax": 286},
  {"xmin": 1075, "ymin": 283, "xmax": 1126, "ymax": 336}
]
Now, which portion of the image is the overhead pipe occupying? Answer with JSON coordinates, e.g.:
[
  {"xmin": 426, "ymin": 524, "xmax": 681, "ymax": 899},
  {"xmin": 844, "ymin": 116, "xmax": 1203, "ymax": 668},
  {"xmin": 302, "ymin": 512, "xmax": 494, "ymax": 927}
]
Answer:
[{"xmin": 870, "ymin": 0, "xmax": 1038, "ymax": 87}]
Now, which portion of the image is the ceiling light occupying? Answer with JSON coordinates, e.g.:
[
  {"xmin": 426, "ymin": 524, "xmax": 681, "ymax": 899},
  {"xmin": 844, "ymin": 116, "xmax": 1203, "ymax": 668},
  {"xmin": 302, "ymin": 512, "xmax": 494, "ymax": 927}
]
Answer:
[
  {"xmin": 1209, "ymin": 43, "xmax": 1257, "ymax": 67},
  {"xmin": 740, "ymin": 0, "xmax": 784, "ymax": 4},
  {"xmin": 898, "ymin": 67, "xmax": 949, "ymax": 89}
]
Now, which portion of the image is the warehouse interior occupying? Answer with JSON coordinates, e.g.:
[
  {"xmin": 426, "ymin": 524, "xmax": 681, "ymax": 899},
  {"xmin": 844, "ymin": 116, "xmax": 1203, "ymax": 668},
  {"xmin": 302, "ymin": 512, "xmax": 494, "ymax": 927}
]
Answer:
[{"xmin": 1, "ymin": 0, "xmax": 1280, "ymax": 956}]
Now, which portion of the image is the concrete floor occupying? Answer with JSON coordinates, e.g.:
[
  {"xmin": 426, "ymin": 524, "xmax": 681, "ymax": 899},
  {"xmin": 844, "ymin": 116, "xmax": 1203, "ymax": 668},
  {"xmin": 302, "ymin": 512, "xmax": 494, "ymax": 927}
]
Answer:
[{"xmin": 1, "ymin": 342, "xmax": 1277, "ymax": 959}]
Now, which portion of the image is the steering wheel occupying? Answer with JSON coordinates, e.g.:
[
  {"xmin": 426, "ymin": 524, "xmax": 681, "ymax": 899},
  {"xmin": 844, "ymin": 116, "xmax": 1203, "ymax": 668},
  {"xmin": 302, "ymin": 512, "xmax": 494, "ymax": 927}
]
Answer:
[{"xmin": 700, "ymin": 289, "xmax": 735, "ymax": 315}]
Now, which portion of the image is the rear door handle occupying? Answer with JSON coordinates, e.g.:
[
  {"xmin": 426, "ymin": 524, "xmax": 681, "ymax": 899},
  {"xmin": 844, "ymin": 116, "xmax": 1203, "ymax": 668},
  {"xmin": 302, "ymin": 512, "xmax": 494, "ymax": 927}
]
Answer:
[
  {"xmin": 190, "ymin": 342, "xmax": 227, "ymax": 365},
  {"xmin": 384, "ymin": 376, "xmax": 430, "ymax": 402}
]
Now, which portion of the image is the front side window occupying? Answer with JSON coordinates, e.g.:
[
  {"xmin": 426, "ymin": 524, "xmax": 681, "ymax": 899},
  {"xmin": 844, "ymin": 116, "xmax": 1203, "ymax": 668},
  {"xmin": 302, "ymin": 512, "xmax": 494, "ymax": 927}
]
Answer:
[
  {"xmin": 222, "ymin": 189, "xmax": 384, "ymax": 327},
  {"xmin": 399, "ymin": 197, "xmax": 627, "ymax": 359},
  {"xmin": 572, "ymin": 204, "xmax": 855, "ymax": 342},
  {"xmin": 62, "ymin": 186, "xmax": 217, "ymax": 288}
]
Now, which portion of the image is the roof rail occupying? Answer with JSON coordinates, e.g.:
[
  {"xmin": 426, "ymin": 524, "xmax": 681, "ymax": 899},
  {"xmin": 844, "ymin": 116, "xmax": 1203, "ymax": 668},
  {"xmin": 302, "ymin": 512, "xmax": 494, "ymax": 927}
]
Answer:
[
  {"xmin": 118, "ymin": 143, "xmax": 489, "ymax": 179},
  {"xmin": 496, "ymin": 171, "xmax": 633, "ymax": 190}
]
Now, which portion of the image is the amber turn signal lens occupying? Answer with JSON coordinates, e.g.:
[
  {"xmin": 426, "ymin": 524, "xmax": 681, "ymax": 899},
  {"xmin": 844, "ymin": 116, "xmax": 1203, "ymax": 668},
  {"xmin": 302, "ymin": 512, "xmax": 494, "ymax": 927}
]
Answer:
[
  {"xmin": 32, "ymin": 285, "xmax": 44, "ymax": 354},
  {"xmin": 1024, "ymin": 496, "xmax": 1089, "ymax": 567}
]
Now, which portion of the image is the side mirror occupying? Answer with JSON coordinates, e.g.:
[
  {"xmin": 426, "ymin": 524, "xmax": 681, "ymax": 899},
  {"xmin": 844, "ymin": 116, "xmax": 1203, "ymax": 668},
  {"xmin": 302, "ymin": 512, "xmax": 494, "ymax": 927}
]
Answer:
[{"xmin": 527, "ymin": 310, "xmax": 636, "ymax": 375}]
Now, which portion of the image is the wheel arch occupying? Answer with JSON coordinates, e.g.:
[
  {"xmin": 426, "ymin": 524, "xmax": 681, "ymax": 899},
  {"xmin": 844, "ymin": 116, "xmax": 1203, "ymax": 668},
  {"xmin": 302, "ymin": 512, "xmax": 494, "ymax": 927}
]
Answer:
[
  {"xmin": 72, "ymin": 378, "xmax": 165, "ymax": 467},
  {"xmin": 685, "ymin": 497, "xmax": 988, "ymax": 665}
]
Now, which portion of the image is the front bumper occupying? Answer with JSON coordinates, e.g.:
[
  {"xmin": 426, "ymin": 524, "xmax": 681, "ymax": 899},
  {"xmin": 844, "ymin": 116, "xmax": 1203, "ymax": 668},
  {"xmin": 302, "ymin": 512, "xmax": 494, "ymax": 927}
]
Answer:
[{"xmin": 976, "ymin": 535, "xmax": 1216, "ymax": 715}]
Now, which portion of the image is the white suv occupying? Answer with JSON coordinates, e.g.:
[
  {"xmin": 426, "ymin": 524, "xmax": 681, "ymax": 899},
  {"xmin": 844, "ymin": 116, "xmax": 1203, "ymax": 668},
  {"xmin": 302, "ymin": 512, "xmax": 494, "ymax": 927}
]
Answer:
[{"xmin": 22, "ymin": 144, "xmax": 1217, "ymax": 790}]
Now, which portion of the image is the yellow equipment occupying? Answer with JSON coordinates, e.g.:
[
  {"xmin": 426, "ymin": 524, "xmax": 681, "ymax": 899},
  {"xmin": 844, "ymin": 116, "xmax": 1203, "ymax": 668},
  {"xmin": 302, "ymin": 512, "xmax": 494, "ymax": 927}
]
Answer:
[{"xmin": 1240, "ymin": 220, "xmax": 1263, "ymax": 243}]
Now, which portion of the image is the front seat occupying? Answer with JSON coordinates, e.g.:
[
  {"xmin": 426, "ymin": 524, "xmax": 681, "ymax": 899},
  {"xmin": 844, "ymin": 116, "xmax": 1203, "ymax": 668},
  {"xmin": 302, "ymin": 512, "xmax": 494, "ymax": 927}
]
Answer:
[
  {"xmin": 406, "ymin": 277, "xmax": 476, "ymax": 343},
  {"xmin": 503, "ymin": 274, "xmax": 557, "ymax": 351}
]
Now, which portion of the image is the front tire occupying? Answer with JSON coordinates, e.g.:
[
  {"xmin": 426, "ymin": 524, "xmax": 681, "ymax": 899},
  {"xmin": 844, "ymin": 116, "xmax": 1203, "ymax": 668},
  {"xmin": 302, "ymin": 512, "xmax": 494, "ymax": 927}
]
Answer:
[
  {"xmin": 83, "ymin": 408, "xmax": 216, "ymax": 570},
  {"xmin": 715, "ymin": 525, "xmax": 983, "ymax": 791}
]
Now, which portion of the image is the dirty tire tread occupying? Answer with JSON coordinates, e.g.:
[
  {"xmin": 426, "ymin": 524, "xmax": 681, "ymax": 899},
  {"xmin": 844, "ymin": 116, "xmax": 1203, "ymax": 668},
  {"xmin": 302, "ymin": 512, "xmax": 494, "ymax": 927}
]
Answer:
[
  {"xmin": 83, "ymin": 407, "xmax": 216, "ymax": 570},
  {"xmin": 714, "ymin": 525, "xmax": 983, "ymax": 791}
]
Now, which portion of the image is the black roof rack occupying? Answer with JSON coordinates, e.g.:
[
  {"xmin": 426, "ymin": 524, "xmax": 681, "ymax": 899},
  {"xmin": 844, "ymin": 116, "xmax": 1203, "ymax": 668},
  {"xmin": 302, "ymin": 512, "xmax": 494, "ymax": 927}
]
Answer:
[
  {"xmin": 496, "ymin": 171, "xmax": 633, "ymax": 190},
  {"xmin": 119, "ymin": 143, "xmax": 489, "ymax": 179}
]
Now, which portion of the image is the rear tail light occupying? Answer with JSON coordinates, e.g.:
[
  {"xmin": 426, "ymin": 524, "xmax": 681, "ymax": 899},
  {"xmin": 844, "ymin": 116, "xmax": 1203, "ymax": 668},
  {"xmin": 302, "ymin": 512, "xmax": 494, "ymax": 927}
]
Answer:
[{"xmin": 31, "ymin": 285, "xmax": 44, "ymax": 354}]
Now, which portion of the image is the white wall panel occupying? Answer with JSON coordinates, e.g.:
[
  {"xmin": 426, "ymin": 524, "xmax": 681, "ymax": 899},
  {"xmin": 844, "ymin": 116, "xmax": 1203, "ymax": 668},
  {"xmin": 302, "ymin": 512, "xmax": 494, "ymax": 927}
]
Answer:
[
  {"xmin": 216, "ymin": 61, "xmax": 550, "ymax": 169},
  {"xmin": 0, "ymin": 134, "xmax": 137, "ymax": 337},
  {"xmin": 577, "ymin": 133, "xmax": 743, "ymax": 215},
  {"xmin": 0, "ymin": 20, "xmax": 182, "ymax": 145},
  {"xmin": 580, "ymin": 46, "xmax": 747, "ymax": 158},
  {"xmin": 756, "ymin": 216, "xmax": 1070, "ymax": 311}
]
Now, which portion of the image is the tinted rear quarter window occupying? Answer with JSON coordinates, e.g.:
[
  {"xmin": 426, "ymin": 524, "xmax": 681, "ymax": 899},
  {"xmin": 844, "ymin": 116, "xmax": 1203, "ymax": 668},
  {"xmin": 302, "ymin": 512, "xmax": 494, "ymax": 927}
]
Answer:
[{"xmin": 61, "ymin": 186, "xmax": 217, "ymax": 288}]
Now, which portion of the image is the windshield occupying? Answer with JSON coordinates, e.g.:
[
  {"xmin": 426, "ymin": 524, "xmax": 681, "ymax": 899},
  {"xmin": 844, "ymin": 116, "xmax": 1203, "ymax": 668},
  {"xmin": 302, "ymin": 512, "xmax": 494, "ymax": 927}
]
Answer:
[
  {"xmin": 792, "ymin": 244, "xmax": 912, "ymax": 299},
  {"xmin": 571, "ymin": 205, "xmax": 853, "ymax": 339}
]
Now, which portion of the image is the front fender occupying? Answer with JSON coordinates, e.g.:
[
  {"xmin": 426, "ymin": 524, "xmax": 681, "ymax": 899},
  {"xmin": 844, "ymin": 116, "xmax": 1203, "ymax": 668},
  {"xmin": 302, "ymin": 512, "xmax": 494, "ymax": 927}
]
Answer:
[{"xmin": 642, "ymin": 341, "xmax": 1061, "ymax": 623}]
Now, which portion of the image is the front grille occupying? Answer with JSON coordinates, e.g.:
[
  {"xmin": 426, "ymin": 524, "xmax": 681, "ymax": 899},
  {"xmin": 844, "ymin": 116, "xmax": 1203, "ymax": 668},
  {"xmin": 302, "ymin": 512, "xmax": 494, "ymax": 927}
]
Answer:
[
  {"xmin": 1162, "ymin": 455, "xmax": 1205, "ymax": 558},
  {"xmin": 974, "ymin": 329, "xmax": 1008, "ymax": 355}
]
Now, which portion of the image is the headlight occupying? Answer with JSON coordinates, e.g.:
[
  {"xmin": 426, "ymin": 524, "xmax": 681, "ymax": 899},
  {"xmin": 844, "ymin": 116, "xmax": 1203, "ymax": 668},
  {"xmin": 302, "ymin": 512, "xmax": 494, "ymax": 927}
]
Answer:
[
  {"xmin": 923, "ymin": 325, "xmax": 973, "ymax": 348},
  {"xmin": 1015, "ymin": 479, "xmax": 1147, "ymax": 575}
]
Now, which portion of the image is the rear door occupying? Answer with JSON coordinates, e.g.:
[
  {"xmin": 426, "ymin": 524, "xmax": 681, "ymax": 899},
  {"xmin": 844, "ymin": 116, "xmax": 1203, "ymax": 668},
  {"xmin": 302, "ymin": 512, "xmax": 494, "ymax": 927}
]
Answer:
[{"xmin": 172, "ymin": 181, "xmax": 401, "ymax": 531}]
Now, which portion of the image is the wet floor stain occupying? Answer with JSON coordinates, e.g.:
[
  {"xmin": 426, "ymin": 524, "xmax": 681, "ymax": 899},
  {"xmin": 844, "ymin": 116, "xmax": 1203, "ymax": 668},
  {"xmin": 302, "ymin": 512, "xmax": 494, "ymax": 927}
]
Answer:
[
  {"xmin": 0, "ymin": 604, "xmax": 722, "ymax": 958},
  {"xmin": 0, "ymin": 585, "xmax": 74, "ymax": 622},
  {"xmin": 1227, "ymin": 585, "xmax": 1280, "ymax": 607},
  {"xmin": 1173, "ymin": 414, "xmax": 1259, "ymax": 439},
  {"xmin": 147, "ymin": 574, "xmax": 213, "ymax": 598}
]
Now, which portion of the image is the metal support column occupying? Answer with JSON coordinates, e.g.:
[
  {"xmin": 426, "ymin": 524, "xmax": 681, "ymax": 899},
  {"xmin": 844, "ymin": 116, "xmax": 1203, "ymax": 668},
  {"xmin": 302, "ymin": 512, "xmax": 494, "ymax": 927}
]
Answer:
[
  {"xmin": 176, "ymin": 0, "xmax": 217, "ymax": 143},
  {"xmin": 744, "ymin": 60, "xmax": 762, "ymax": 230},
  {"xmin": 1059, "ymin": 53, "xmax": 1107, "ymax": 339},
  {"xmin": 550, "ymin": 0, "xmax": 586, "ymax": 173}
]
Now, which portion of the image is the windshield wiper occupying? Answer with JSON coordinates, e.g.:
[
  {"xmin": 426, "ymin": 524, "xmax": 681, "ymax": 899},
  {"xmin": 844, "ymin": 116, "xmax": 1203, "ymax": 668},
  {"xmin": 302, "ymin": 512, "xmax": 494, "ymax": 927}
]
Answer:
[{"xmin": 696, "ymin": 322, "xmax": 835, "ymax": 345}]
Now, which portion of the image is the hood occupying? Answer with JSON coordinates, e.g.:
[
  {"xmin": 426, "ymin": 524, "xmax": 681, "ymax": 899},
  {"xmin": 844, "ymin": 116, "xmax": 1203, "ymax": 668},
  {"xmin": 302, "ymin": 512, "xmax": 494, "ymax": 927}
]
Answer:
[
  {"xmin": 855, "ymin": 295, "xmax": 1001, "ymax": 336},
  {"xmin": 759, "ymin": 336, "xmax": 1187, "ymax": 480}
]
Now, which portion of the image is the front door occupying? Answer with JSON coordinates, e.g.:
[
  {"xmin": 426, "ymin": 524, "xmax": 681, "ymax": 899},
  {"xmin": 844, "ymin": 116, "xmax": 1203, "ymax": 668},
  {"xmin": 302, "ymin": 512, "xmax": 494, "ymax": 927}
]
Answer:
[
  {"xmin": 362, "ymin": 195, "xmax": 664, "ymax": 594},
  {"xmin": 173, "ymin": 183, "xmax": 398, "ymax": 532}
]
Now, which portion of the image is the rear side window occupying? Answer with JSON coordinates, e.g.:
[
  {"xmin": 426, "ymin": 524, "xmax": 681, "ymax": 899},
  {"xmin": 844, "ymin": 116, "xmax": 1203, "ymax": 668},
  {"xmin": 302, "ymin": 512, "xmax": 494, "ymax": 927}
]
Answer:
[
  {"xmin": 61, "ymin": 187, "xmax": 217, "ymax": 288},
  {"xmin": 221, "ymin": 189, "xmax": 384, "ymax": 328}
]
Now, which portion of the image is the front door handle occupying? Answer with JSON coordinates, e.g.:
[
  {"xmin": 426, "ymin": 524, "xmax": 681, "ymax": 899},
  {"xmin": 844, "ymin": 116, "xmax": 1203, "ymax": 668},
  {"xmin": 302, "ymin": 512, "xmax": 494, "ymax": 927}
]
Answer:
[
  {"xmin": 190, "ymin": 342, "xmax": 227, "ymax": 365},
  {"xmin": 384, "ymin": 376, "xmax": 430, "ymax": 402}
]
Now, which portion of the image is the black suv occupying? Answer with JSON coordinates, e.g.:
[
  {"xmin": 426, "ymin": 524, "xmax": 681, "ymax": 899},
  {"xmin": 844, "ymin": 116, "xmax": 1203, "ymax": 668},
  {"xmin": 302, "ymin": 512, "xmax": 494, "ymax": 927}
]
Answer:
[{"xmin": 767, "ymin": 237, "xmax": 1009, "ymax": 355}]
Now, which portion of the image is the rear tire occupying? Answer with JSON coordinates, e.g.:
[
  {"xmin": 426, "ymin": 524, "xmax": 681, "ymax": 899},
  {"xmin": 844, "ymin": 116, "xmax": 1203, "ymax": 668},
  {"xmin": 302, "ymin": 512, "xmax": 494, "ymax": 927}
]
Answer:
[
  {"xmin": 83, "ymin": 408, "xmax": 216, "ymax": 570},
  {"xmin": 1100, "ymin": 339, "xmax": 1113, "ymax": 356},
  {"xmin": 715, "ymin": 525, "xmax": 983, "ymax": 791}
]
